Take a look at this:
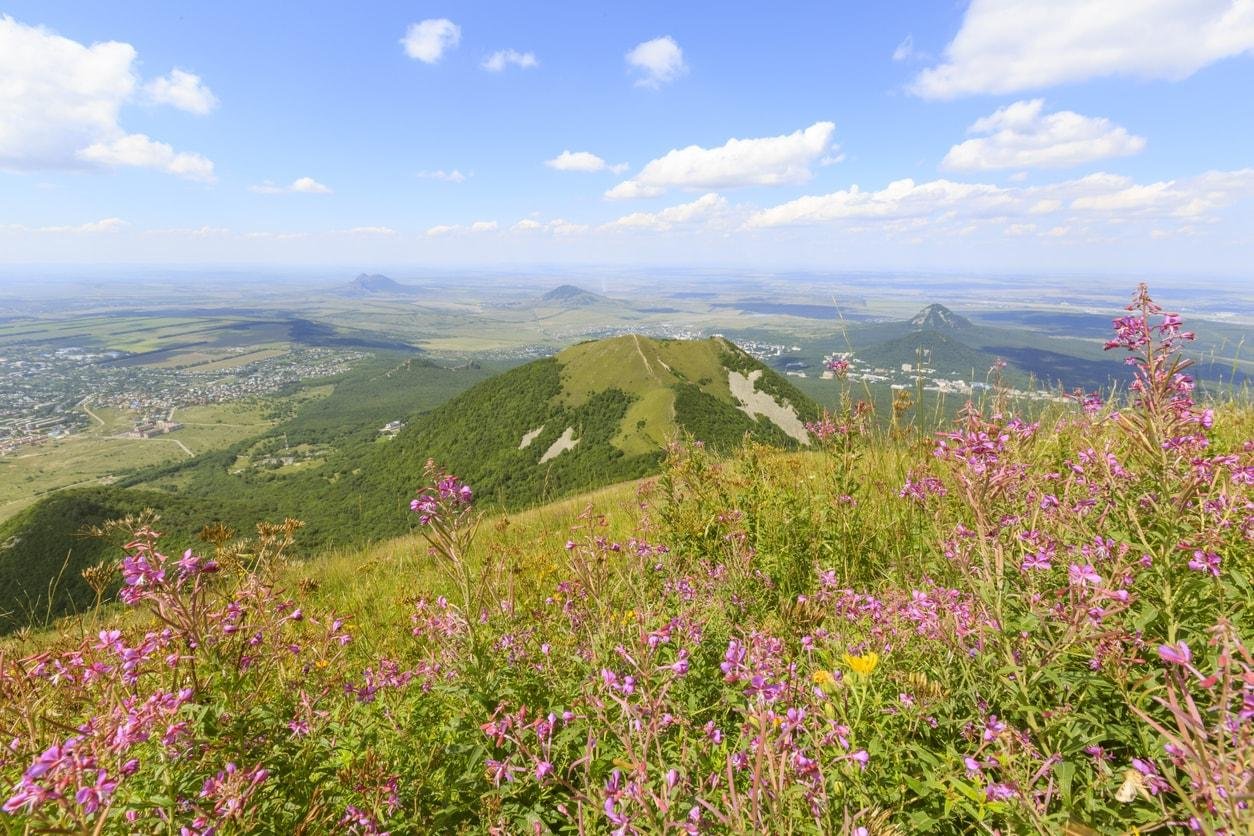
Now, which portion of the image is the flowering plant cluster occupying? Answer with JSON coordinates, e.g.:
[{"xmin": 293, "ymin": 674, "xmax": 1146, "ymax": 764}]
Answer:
[{"xmin": 0, "ymin": 285, "xmax": 1250, "ymax": 833}]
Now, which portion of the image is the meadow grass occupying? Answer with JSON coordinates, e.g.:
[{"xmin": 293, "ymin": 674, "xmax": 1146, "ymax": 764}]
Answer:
[{"xmin": 0, "ymin": 288, "xmax": 1250, "ymax": 834}]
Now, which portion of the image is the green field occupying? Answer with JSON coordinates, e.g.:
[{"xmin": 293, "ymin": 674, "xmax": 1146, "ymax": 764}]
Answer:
[{"xmin": 0, "ymin": 399, "xmax": 293, "ymax": 524}]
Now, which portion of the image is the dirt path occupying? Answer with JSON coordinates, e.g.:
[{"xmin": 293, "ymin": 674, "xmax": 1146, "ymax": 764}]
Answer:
[
  {"xmin": 632, "ymin": 334, "xmax": 660, "ymax": 382},
  {"xmin": 79, "ymin": 398, "xmax": 106, "ymax": 426}
]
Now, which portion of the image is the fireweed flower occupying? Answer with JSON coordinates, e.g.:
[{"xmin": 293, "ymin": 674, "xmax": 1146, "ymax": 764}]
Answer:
[
  {"xmin": 1157, "ymin": 641, "xmax": 1193, "ymax": 667},
  {"xmin": 1187, "ymin": 549, "xmax": 1221, "ymax": 577},
  {"xmin": 410, "ymin": 468, "xmax": 473, "ymax": 526},
  {"xmin": 826, "ymin": 357, "xmax": 850, "ymax": 377},
  {"xmin": 1067, "ymin": 563, "xmax": 1102, "ymax": 587}
]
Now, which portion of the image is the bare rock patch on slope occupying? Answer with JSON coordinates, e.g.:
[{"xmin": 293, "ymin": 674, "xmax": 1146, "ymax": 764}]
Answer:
[
  {"xmin": 539, "ymin": 427, "xmax": 580, "ymax": 463},
  {"xmin": 727, "ymin": 370, "xmax": 810, "ymax": 445}
]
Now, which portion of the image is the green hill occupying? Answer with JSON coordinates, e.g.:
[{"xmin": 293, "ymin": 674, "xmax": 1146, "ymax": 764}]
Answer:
[
  {"xmin": 0, "ymin": 337, "xmax": 819, "ymax": 633},
  {"xmin": 0, "ymin": 486, "xmax": 259, "ymax": 634},
  {"xmin": 856, "ymin": 328, "xmax": 1022, "ymax": 383},
  {"xmin": 343, "ymin": 335, "xmax": 819, "ymax": 525}
]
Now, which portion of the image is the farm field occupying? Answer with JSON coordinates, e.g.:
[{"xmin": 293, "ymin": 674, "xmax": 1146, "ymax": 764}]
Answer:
[{"xmin": 0, "ymin": 399, "xmax": 288, "ymax": 524}]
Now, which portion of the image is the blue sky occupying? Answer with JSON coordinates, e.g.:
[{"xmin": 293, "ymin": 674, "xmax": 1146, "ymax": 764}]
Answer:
[{"xmin": 2, "ymin": 1, "xmax": 1253, "ymax": 277}]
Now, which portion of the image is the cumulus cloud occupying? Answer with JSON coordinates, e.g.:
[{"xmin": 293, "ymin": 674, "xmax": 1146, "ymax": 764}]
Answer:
[
  {"xmin": 249, "ymin": 177, "xmax": 332, "ymax": 195},
  {"xmin": 626, "ymin": 36, "xmax": 686, "ymax": 88},
  {"xmin": 911, "ymin": 0, "xmax": 1254, "ymax": 99},
  {"xmin": 606, "ymin": 122, "xmax": 836, "ymax": 199},
  {"xmin": 417, "ymin": 169, "xmax": 467, "ymax": 182},
  {"xmin": 0, "ymin": 16, "xmax": 215, "ymax": 179},
  {"xmin": 745, "ymin": 168, "xmax": 1254, "ymax": 230},
  {"xmin": 607, "ymin": 193, "xmax": 728, "ymax": 231},
  {"xmin": 507, "ymin": 217, "xmax": 589, "ymax": 236},
  {"xmin": 942, "ymin": 99, "xmax": 1146, "ymax": 171},
  {"xmin": 545, "ymin": 150, "xmax": 628, "ymax": 174},
  {"xmin": 482, "ymin": 49, "xmax": 538, "ymax": 71},
  {"xmin": 36, "ymin": 218, "xmax": 128, "ymax": 234},
  {"xmin": 143, "ymin": 225, "xmax": 231, "ymax": 238},
  {"xmin": 343, "ymin": 226, "xmax": 398, "ymax": 237},
  {"xmin": 144, "ymin": 68, "xmax": 218, "ymax": 114},
  {"xmin": 402, "ymin": 19, "xmax": 460, "ymax": 64},
  {"xmin": 426, "ymin": 220, "xmax": 499, "ymax": 237},
  {"xmin": 79, "ymin": 134, "xmax": 216, "ymax": 182}
]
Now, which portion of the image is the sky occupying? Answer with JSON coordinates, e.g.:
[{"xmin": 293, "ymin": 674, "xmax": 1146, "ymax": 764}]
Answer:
[{"xmin": 1, "ymin": 0, "xmax": 1254, "ymax": 278}]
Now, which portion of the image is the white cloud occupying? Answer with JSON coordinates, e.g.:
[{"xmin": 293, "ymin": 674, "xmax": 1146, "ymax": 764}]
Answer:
[
  {"xmin": 417, "ymin": 169, "xmax": 467, "ymax": 183},
  {"xmin": 748, "ymin": 178, "xmax": 1016, "ymax": 226},
  {"xmin": 626, "ymin": 36, "xmax": 686, "ymax": 88},
  {"xmin": 607, "ymin": 121, "xmax": 836, "ymax": 199},
  {"xmin": 942, "ymin": 99, "xmax": 1146, "ymax": 171},
  {"xmin": 607, "ymin": 193, "xmax": 728, "ymax": 231},
  {"xmin": 144, "ymin": 68, "xmax": 218, "ymax": 115},
  {"xmin": 506, "ymin": 217, "xmax": 589, "ymax": 236},
  {"xmin": 482, "ymin": 49, "xmax": 538, "ymax": 71},
  {"xmin": 242, "ymin": 231, "xmax": 309, "ymax": 241},
  {"xmin": 820, "ymin": 149, "xmax": 846, "ymax": 166},
  {"xmin": 343, "ymin": 226, "xmax": 398, "ymax": 237},
  {"xmin": 249, "ymin": 176, "xmax": 332, "ymax": 195},
  {"xmin": 402, "ymin": 19, "xmax": 460, "ymax": 64},
  {"xmin": 143, "ymin": 225, "xmax": 230, "ymax": 238},
  {"xmin": 78, "ymin": 133, "xmax": 216, "ymax": 182},
  {"xmin": 892, "ymin": 35, "xmax": 918, "ymax": 62},
  {"xmin": 1073, "ymin": 169, "xmax": 1238, "ymax": 219},
  {"xmin": 547, "ymin": 219, "xmax": 589, "ymax": 236},
  {"xmin": 37, "ymin": 218, "xmax": 128, "ymax": 234},
  {"xmin": 544, "ymin": 150, "xmax": 628, "ymax": 174},
  {"xmin": 0, "ymin": 16, "xmax": 215, "ymax": 179},
  {"xmin": 912, "ymin": 0, "xmax": 1254, "ymax": 99},
  {"xmin": 426, "ymin": 220, "xmax": 499, "ymax": 236},
  {"xmin": 745, "ymin": 168, "xmax": 1254, "ymax": 229}
]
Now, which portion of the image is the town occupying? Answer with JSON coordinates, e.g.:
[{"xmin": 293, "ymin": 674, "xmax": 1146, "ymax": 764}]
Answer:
[{"xmin": 0, "ymin": 345, "xmax": 364, "ymax": 455}]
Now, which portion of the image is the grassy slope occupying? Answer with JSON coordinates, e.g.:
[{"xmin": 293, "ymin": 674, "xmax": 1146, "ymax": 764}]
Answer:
[
  {"xmin": 0, "ymin": 486, "xmax": 260, "ymax": 634},
  {"xmin": 0, "ymin": 339, "xmax": 821, "ymax": 634}
]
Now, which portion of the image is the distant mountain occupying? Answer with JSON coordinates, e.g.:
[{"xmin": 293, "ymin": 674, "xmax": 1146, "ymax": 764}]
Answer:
[
  {"xmin": 344, "ymin": 273, "xmax": 419, "ymax": 296},
  {"xmin": 539, "ymin": 284, "xmax": 610, "ymax": 307},
  {"xmin": 857, "ymin": 330, "xmax": 1012, "ymax": 382},
  {"xmin": 909, "ymin": 303, "xmax": 972, "ymax": 331}
]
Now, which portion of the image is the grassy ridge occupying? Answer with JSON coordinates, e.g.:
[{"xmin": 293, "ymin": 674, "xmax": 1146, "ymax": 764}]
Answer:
[{"xmin": 0, "ymin": 338, "xmax": 820, "ymax": 633}]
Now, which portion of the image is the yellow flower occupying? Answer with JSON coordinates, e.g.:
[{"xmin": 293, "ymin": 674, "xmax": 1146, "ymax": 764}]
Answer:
[
  {"xmin": 842, "ymin": 652, "xmax": 879, "ymax": 677},
  {"xmin": 812, "ymin": 669, "xmax": 837, "ymax": 692}
]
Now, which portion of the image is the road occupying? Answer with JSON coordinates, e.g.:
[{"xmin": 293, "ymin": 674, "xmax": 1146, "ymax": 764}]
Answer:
[{"xmin": 78, "ymin": 398, "xmax": 106, "ymax": 426}]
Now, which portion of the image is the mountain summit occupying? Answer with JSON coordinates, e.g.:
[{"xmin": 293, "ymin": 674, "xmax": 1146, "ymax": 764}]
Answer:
[
  {"xmin": 345, "ymin": 273, "xmax": 418, "ymax": 296},
  {"xmin": 909, "ymin": 303, "xmax": 972, "ymax": 331},
  {"xmin": 539, "ymin": 284, "xmax": 609, "ymax": 307}
]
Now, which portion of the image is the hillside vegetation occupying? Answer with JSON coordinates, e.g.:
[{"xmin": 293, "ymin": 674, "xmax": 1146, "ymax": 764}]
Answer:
[
  {"xmin": 0, "ymin": 286, "xmax": 1249, "ymax": 833},
  {"xmin": 0, "ymin": 338, "xmax": 816, "ymax": 634}
]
